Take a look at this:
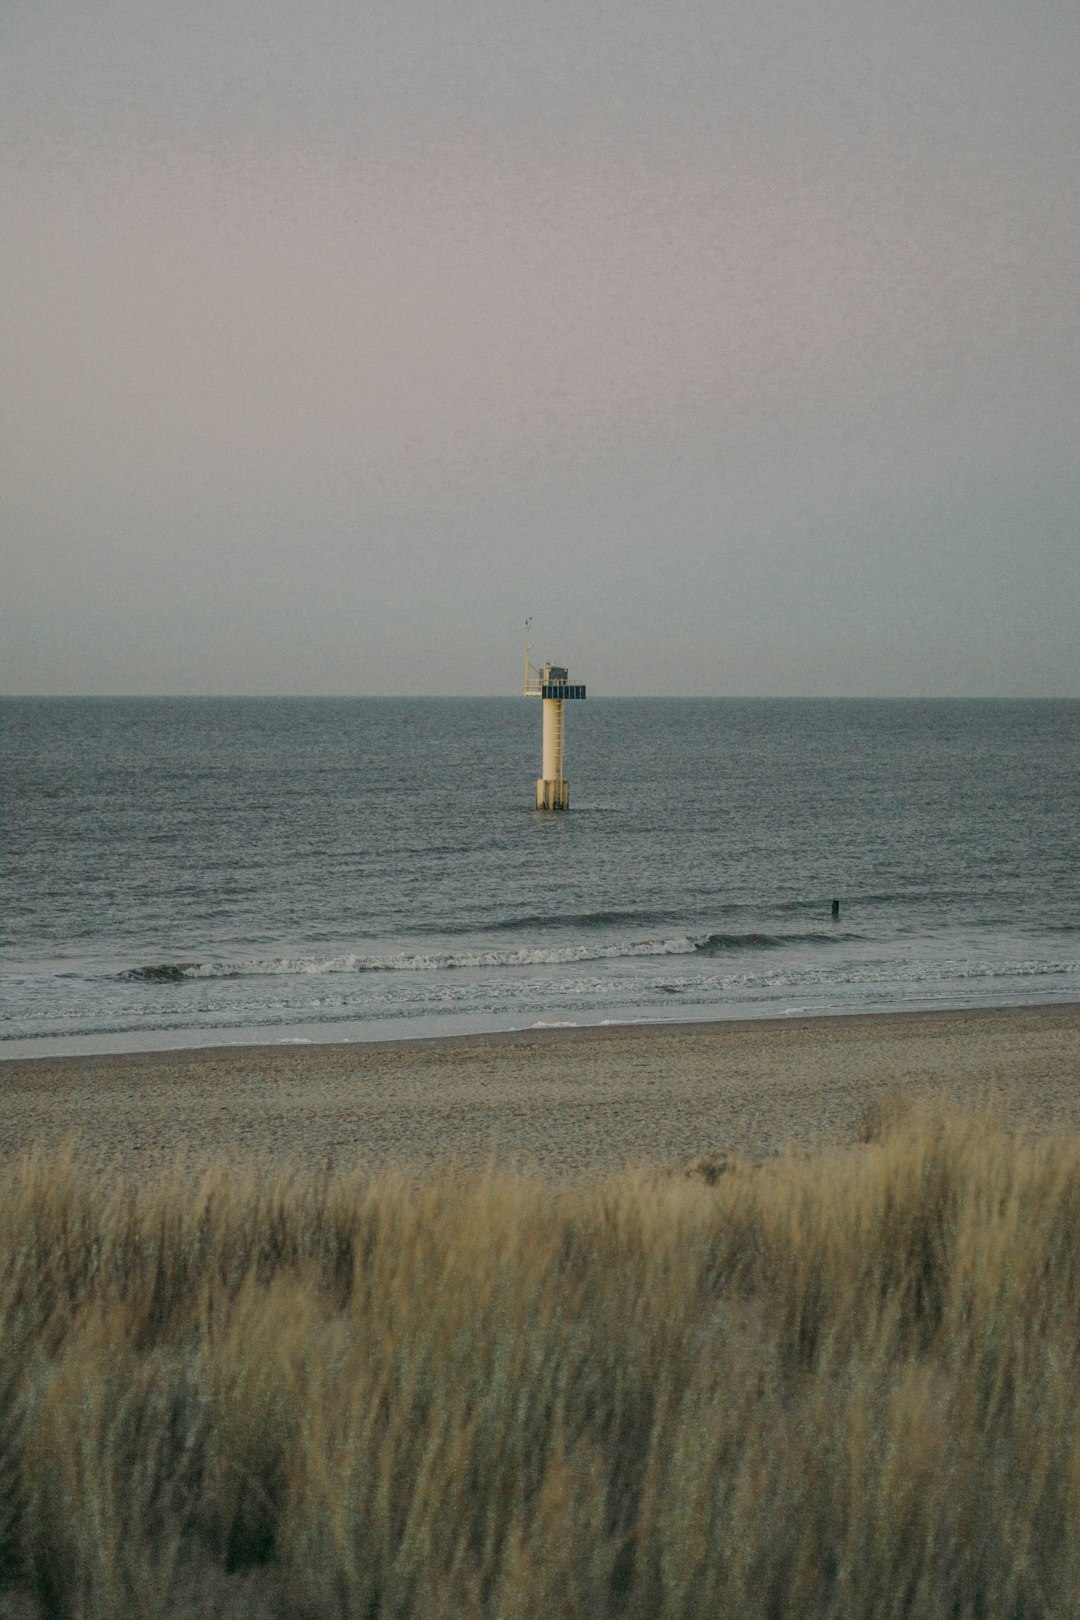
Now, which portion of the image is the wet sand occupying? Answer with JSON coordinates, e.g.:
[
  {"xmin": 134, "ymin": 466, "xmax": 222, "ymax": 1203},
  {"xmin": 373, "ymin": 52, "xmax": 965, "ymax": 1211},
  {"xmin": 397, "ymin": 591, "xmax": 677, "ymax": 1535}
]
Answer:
[{"xmin": 0, "ymin": 1005, "xmax": 1077, "ymax": 1176}]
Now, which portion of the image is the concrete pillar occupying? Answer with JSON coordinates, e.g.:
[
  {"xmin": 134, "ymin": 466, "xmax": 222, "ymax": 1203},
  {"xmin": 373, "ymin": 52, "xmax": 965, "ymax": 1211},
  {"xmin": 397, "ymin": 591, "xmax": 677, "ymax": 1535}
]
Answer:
[
  {"xmin": 542, "ymin": 697, "xmax": 564, "ymax": 781},
  {"xmin": 536, "ymin": 777, "xmax": 569, "ymax": 810},
  {"xmin": 537, "ymin": 697, "xmax": 569, "ymax": 810}
]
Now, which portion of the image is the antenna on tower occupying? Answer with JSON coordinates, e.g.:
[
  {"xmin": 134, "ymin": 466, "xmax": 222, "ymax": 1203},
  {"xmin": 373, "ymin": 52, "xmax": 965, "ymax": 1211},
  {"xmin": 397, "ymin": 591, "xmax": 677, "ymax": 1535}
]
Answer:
[{"xmin": 523, "ymin": 618, "xmax": 538, "ymax": 697}]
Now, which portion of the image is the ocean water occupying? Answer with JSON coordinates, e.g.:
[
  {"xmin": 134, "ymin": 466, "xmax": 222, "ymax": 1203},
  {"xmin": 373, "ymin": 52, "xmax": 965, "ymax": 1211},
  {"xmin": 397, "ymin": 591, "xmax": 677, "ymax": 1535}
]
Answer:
[{"xmin": 2, "ymin": 697, "xmax": 1077, "ymax": 1058}]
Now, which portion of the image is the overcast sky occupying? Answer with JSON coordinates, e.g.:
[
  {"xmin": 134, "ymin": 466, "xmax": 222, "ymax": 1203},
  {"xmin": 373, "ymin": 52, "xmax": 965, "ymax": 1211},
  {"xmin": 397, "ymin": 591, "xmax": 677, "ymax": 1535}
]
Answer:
[{"xmin": 2, "ymin": 1, "xmax": 1078, "ymax": 696}]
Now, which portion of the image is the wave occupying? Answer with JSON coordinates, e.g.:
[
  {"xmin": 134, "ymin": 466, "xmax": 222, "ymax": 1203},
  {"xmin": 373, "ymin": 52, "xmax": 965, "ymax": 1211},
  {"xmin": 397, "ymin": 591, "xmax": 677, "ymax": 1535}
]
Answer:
[
  {"xmin": 400, "ymin": 908, "xmax": 682, "ymax": 938},
  {"xmin": 695, "ymin": 930, "xmax": 864, "ymax": 953},
  {"xmin": 123, "ymin": 963, "xmax": 201, "ymax": 982},
  {"xmin": 121, "ymin": 929, "xmax": 870, "ymax": 983},
  {"xmin": 471, "ymin": 909, "xmax": 683, "ymax": 934}
]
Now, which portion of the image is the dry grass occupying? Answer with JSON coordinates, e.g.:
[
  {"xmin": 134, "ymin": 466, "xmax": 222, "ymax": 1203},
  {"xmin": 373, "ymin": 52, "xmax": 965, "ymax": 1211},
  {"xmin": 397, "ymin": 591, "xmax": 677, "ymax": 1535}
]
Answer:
[{"xmin": 2, "ymin": 1105, "xmax": 1080, "ymax": 1616}]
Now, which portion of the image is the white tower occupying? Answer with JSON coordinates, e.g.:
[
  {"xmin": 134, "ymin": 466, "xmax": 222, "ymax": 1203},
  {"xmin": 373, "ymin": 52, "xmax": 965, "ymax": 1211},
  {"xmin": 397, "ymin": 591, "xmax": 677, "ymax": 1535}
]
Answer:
[{"xmin": 523, "ymin": 622, "xmax": 586, "ymax": 811}]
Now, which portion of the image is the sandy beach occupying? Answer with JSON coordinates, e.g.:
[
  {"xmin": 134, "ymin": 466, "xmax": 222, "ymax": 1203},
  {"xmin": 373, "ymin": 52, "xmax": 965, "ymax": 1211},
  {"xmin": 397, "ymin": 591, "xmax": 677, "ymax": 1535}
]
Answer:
[{"xmin": 0, "ymin": 1004, "xmax": 1075, "ymax": 1176}]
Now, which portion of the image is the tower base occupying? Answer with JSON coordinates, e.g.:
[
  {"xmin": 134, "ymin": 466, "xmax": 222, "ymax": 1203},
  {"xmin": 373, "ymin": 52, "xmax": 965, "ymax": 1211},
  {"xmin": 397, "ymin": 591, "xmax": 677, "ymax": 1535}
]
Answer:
[{"xmin": 536, "ymin": 777, "xmax": 569, "ymax": 811}]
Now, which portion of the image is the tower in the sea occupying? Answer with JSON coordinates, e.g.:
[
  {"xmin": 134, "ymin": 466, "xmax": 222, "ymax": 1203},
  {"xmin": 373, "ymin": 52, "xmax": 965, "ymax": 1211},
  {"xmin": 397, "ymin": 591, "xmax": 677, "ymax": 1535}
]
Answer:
[{"xmin": 523, "ymin": 621, "xmax": 586, "ymax": 811}]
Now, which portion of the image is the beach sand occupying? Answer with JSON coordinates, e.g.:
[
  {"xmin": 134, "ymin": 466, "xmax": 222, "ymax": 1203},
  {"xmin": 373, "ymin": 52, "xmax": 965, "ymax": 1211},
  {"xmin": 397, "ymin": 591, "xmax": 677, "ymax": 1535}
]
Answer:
[{"xmin": 1, "ymin": 1004, "xmax": 1077, "ymax": 1176}]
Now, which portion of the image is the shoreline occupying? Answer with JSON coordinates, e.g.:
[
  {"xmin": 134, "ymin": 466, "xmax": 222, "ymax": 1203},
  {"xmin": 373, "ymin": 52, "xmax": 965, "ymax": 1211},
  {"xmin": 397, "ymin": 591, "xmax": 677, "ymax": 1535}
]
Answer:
[
  {"xmin": 1, "ymin": 1002, "xmax": 1077, "ymax": 1176},
  {"xmin": 4, "ymin": 985, "xmax": 1076, "ymax": 1065}
]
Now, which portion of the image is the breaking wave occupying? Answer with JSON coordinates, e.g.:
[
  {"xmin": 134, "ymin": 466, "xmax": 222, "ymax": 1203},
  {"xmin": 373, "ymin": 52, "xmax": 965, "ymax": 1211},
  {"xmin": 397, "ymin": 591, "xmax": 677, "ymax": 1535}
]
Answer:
[
  {"xmin": 122, "ymin": 930, "xmax": 869, "ymax": 983},
  {"xmin": 694, "ymin": 930, "xmax": 865, "ymax": 953}
]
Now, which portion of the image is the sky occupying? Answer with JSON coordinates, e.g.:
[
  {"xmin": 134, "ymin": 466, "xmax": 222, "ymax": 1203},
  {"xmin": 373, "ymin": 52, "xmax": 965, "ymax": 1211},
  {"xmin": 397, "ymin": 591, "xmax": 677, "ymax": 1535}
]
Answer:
[{"xmin": 2, "ymin": 1, "xmax": 1078, "ymax": 697}]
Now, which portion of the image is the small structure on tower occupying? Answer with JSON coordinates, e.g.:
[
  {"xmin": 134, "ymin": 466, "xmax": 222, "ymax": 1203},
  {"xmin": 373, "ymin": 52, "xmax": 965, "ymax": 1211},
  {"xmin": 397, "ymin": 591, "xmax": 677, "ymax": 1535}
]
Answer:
[{"xmin": 523, "ymin": 621, "xmax": 586, "ymax": 811}]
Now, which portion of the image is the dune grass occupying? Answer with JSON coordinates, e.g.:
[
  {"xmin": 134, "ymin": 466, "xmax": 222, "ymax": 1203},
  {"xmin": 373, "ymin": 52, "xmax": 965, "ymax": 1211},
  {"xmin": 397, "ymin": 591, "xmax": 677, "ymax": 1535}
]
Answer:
[{"xmin": 2, "ymin": 1103, "xmax": 1080, "ymax": 1616}]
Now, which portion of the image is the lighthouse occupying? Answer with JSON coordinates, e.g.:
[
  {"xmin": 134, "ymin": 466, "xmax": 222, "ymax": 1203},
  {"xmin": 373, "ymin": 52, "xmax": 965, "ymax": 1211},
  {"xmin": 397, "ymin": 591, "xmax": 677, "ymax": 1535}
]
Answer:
[{"xmin": 523, "ymin": 623, "xmax": 586, "ymax": 811}]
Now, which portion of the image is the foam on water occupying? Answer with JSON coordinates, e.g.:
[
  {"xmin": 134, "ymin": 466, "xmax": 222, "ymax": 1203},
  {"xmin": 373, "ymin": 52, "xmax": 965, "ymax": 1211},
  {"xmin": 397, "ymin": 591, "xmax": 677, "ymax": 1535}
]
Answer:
[{"xmin": 119, "ymin": 927, "xmax": 876, "ymax": 983}]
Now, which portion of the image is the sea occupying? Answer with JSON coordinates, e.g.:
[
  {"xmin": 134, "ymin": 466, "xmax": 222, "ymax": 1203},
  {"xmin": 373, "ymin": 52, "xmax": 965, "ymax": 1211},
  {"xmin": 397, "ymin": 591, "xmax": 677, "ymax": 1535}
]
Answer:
[{"xmin": 2, "ymin": 697, "xmax": 1077, "ymax": 1059}]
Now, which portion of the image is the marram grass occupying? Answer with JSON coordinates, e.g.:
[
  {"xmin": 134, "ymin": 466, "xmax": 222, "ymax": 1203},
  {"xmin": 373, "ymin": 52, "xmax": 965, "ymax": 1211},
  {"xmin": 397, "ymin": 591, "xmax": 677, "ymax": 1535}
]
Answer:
[{"xmin": 2, "ymin": 1107, "xmax": 1080, "ymax": 1616}]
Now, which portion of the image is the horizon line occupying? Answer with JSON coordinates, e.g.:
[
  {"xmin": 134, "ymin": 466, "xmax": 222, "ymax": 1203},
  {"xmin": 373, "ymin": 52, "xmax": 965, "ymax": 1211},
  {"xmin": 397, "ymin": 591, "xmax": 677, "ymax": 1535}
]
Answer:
[{"xmin": 3, "ymin": 692, "xmax": 1077, "ymax": 704}]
